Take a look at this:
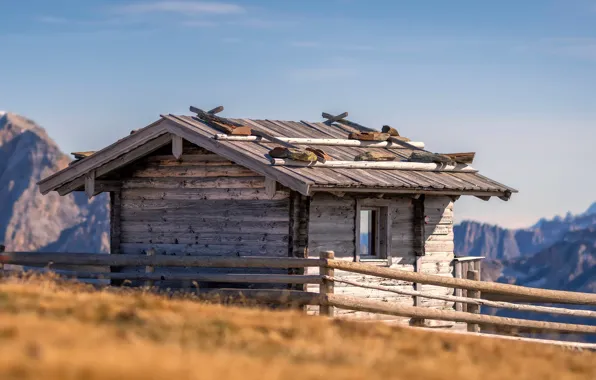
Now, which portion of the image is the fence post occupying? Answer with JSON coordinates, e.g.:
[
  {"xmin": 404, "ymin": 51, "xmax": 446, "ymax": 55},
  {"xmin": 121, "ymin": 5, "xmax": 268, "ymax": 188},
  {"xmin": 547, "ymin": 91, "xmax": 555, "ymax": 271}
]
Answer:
[
  {"xmin": 466, "ymin": 269, "xmax": 481, "ymax": 333},
  {"xmin": 144, "ymin": 248, "xmax": 155, "ymax": 288},
  {"xmin": 319, "ymin": 250, "xmax": 335, "ymax": 317},
  {"xmin": 454, "ymin": 260, "xmax": 463, "ymax": 312}
]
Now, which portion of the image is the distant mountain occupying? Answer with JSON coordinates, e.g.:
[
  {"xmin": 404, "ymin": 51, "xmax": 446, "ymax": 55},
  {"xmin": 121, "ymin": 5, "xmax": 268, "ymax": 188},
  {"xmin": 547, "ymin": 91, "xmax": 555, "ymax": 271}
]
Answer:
[
  {"xmin": 0, "ymin": 112, "xmax": 109, "ymax": 253},
  {"xmin": 454, "ymin": 205, "xmax": 596, "ymax": 260},
  {"xmin": 583, "ymin": 202, "xmax": 596, "ymax": 217},
  {"xmin": 455, "ymin": 203, "xmax": 596, "ymax": 341},
  {"xmin": 498, "ymin": 228, "xmax": 596, "ymax": 293}
]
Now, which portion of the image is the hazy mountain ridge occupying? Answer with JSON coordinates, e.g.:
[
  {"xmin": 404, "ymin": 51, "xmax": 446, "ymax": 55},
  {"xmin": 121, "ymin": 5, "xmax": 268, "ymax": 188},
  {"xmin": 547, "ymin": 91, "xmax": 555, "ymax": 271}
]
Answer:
[
  {"xmin": 455, "ymin": 202, "xmax": 596, "ymax": 299},
  {"xmin": 456, "ymin": 205, "xmax": 596, "ymax": 342},
  {"xmin": 454, "ymin": 204, "xmax": 596, "ymax": 260},
  {"xmin": 0, "ymin": 112, "xmax": 109, "ymax": 253}
]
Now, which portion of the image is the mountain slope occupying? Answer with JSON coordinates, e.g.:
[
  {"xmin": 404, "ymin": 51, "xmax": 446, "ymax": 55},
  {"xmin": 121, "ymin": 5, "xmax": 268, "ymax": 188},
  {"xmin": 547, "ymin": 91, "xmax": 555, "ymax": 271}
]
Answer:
[
  {"xmin": 455, "ymin": 203, "xmax": 596, "ymax": 293},
  {"xmin": 454, "ymin": 206, "xmax": 596, "ymax": 260},
  {"xmin": 499, "ymin": 229, "xmax": 596, "ymax": 291},
  {"xmin": 0, "ymin": 112, "xmax": 109, "ymax": 253}
]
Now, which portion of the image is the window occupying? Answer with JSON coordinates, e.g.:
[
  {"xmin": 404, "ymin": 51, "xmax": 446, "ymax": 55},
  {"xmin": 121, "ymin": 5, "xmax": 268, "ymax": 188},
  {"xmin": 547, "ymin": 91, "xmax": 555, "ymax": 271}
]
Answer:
[
  {"xmin": 359, "ymin": 208, "xmax": 379, "ymax": 256},
  {"xmin": 356, "ymin": 201, "xmax": 390, "ymax": 261}
]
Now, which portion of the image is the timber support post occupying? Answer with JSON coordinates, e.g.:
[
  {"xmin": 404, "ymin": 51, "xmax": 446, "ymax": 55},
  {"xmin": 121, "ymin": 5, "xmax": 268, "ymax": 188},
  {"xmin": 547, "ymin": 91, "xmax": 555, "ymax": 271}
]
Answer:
[
  {"xmin": 319, "ymin": 250, "xmax": 335, "ymax": 317},
  {"xmin": 467, "ymin": 269, "xmax": 481, "ymax": 333}
]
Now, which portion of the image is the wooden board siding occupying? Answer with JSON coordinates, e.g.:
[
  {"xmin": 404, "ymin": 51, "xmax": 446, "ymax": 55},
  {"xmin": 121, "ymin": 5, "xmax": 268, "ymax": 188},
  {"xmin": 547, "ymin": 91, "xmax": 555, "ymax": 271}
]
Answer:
[
  {"xmin": 305, "ymin": 194, "xmax": 456, "ymax": 324},
  {"xmin": 419, "ymin": 196, "xmax": 456, "ymax": 327},
  {"xmin": 288, "ymin": 191, "xmax": 310, "ymax": 291},
  {"xmin": 116, "ymin": 143, "xmax": 291, "ymax": 289},
  {"xmin": 307, "ymin": 193, "xmax": 421, "ymax": 323}
]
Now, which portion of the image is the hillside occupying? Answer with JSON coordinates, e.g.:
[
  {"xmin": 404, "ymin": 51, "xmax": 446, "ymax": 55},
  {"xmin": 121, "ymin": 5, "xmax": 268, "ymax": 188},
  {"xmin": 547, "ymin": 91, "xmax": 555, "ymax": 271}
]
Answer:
[
  {"xmin": 0, "ymin": 274, "xmax": 593, "ymax": 380},
  {"xmin": 0, "ymin": 112, "xmax": 109, "ymax": 253}
]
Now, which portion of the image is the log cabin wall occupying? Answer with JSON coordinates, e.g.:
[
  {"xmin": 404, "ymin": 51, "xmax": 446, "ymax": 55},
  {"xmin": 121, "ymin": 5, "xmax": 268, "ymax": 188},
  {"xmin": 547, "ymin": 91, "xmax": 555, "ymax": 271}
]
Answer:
[
  {"xmin": 115, "ymin": 142, "xmax": 291, "ymax": 289},
  {"xmin": 418, "ymin": 196, "xmax": 456, "ymax": 327},
  {"xmin": 306, "ymin": 193, "xmax": 455, "ymax": 325}
]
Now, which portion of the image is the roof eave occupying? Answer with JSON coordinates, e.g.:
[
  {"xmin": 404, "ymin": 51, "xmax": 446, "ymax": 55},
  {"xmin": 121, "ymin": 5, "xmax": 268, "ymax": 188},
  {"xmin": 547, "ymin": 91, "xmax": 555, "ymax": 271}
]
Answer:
[
  {"xmin": 37, "ymin": 118, "xmax": 169, "ymax": 194},
  {"xmin": 309, "ymin": 186, "xmax": 514, "ymax": 200}
]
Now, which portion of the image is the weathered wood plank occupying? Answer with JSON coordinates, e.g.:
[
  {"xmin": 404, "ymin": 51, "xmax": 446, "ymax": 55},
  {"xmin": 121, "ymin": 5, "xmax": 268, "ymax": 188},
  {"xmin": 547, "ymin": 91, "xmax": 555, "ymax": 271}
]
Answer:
[
  {"xmin": 171, "ymin": 135, "xmax": 183, "ymax": 159},
  {"xmin": 1, "ymin": 253, "xmax": 323, "ymax": 268},
  {"xmin": 120, "ymin": 188, "xmax": 289, "ymax": 201},
  {"xmin": 6, "ymin": 268, "xmax": 321, "ymax": 285},
  {"xmin": 122, "ymin": 177, "xmax": 266, "ymax": 190},
  {"xmin": 119, "ymin": 243, "xmax": 289, "ymax": 257},
  {"xmin": 145, "ymin": 154, "xmax": 233, "ymax": 164},
  {"xmin": 131, "ymin": 165, "xmax": 257, "ymax": 178},
  {"xmin": 120, "ymin": 220, "xmax": 290, "ymax": 234},
  {"xmin": 120, "ymin": 199, "xmax": 289, "ymax": 211},
  {"xmin": 56, "ymin": 134, "xmax": 173, "ymax": 196}
]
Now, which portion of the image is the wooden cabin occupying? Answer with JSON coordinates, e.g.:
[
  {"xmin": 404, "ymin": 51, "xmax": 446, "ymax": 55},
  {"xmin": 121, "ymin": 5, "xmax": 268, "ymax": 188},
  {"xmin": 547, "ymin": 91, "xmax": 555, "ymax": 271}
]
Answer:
[{"xmin": 38, "ymin": 107, "xmax": 516, "ymax": 325}]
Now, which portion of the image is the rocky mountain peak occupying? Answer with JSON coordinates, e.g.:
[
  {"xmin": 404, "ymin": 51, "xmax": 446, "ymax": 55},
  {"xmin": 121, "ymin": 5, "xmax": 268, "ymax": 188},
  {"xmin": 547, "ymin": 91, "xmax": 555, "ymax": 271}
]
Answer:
[
  {"xmin": 0, "ymin": 112, "xmax": 108, "ymax": 253},
  {"xmin": 584, "ymin": 202, "xmax": 596, "ymax": 216}
]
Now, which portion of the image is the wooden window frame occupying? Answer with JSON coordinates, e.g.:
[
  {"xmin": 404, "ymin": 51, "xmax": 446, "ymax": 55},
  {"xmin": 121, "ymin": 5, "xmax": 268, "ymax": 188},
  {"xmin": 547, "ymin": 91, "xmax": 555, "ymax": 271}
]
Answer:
[{"xmin": 355, "ymin": 199, "xmax": 392, "ymax": 264}]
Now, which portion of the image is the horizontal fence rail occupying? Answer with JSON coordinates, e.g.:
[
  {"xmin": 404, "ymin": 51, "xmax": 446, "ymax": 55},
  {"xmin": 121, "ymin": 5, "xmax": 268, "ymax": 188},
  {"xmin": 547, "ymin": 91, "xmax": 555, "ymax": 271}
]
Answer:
[
  {"xmin": 325, "ymin": 259, "xmax": 596, "ymax": 306},
  {"xmin": 197, "ymin": 289, "xmax": 596, "ymax": 335},
  {"xmin": 1, "ymin": 249, "xmax": 595, "ymax": 344},
  {"xmin": 1, "ymin": 268, "xmax": 322, "ymax": 284},
  {"xmin": 324, "ymin": 275, "xmax": 596, "ymax": 319},
  {"xmin": 0, "ymin": 252, "xmax": 325, "ymax": 269}
]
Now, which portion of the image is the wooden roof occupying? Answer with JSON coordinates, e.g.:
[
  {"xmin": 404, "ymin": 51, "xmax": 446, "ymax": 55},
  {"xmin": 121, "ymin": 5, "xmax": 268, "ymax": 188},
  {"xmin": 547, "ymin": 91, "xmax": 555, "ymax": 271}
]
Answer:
[{"xmin": 38, "ymin": 112, "xmax": 517, "ymax": 200}]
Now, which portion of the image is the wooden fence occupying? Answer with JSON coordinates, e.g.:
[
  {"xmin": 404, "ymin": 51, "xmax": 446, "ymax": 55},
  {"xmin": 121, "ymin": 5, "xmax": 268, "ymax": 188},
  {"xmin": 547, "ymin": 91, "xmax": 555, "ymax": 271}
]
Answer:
[{"xmin": 1, "ymin": 248, "xmax": 595, "ymax": 344}]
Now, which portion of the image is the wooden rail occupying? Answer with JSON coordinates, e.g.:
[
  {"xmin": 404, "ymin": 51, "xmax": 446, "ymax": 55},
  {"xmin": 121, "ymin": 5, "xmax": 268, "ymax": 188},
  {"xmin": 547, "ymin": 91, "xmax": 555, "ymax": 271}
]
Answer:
[
  {"xmin": 1, "ymin": 268, "xmax": 322, "ymax": 284},
  {"xmin": 1, "ymin": 250, "xmax": 595, "ymax": 340},
  {"xmin": 196, "ymin": 289, "xmax": 596, "ymax": 335},
  {"xmin": 326, "ymin": 259, "xmax": 596, "ymax": 306},
  {"xmin": 324, "ymin": 276, "xmax": 596, "ymax": 319},
  {"xmin": 0, "ymin": 253, "xmax": 324, "ymax": 268}
]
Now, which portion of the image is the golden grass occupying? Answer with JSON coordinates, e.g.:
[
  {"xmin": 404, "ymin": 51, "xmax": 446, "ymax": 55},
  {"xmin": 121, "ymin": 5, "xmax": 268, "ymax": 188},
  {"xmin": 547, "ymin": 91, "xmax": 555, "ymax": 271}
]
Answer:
[{"xmin": 0, "ymin": 274, "xmax": 593, "ymax": 380}]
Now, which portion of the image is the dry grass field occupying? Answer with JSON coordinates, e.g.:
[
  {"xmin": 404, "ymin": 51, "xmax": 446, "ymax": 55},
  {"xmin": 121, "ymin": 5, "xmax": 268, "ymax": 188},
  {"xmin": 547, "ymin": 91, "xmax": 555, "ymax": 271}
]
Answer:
[{"xmin": 0, "ymin": 274, "xmax": 593, "ymax": 380}]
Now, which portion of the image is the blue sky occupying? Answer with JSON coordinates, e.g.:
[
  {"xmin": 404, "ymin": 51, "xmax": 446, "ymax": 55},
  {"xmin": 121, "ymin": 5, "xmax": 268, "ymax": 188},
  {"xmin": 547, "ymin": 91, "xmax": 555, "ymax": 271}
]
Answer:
[{"xmin": 1, "ymin": 0, "xmax": 595, "ymax": 228}]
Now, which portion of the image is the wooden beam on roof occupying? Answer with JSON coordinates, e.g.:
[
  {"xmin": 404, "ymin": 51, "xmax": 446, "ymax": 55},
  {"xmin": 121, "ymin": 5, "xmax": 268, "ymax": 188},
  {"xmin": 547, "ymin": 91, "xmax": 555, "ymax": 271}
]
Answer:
[
  {"xmin": 329, "ymin": 117, "xmax": 377, "ymax": 133},
  {"xmin": 270, "ymin": 158, "xmax": 478, "ymax": 173},
  {"xmin": 321, "ymin": 112, "xmax": 348, "ymax": 123},
  {"xmin": 189, "ymin": 106, "xmax": 243, "ymax": 128},
  {"xmin": 475, "ymin": 195, "xmax": 491, "ymax": 201},
  {"xmin": 387, "ymin": 136, "xmax": 426, "ymax": 151},
  {"xmin": 172, "ymin": 134, "xmax": 183, "ymax": 159},
  {"xmin": 84, "ymin": 171, "xmax": 95, "ymax": 199},
  {"xmin": 213, "ymin": 134, "xmax": 425, "ymax": 149},
  {"xmin": 208, "ymin": 105, "xmax": 224, "ymax": 115}
]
